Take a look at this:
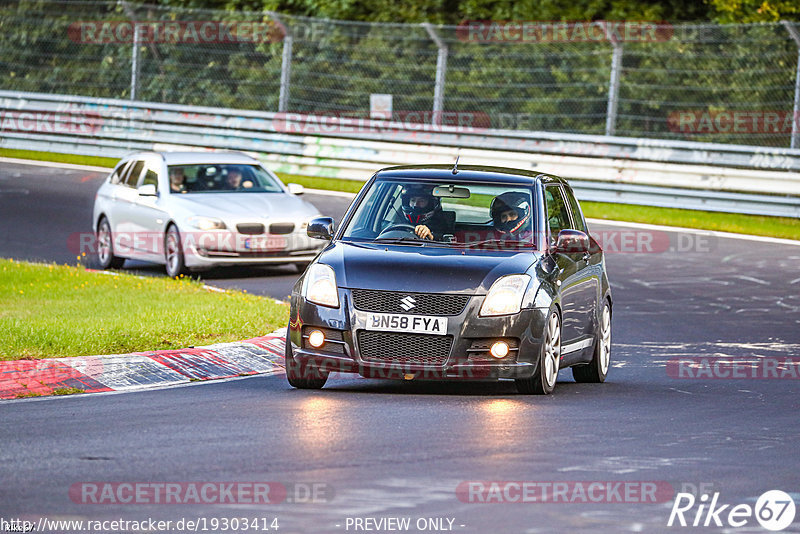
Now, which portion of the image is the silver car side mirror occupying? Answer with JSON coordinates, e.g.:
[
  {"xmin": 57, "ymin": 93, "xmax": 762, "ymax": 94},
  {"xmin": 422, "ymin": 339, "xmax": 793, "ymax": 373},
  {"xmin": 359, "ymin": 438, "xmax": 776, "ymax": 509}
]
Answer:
[{"xmin": 287, "ymin": 183, "xmax": 305, "ymax": 195}]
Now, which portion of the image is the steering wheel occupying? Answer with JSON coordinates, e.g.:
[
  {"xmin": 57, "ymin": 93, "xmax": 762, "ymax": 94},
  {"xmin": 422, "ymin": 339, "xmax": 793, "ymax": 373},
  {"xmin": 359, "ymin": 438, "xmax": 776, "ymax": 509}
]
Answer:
[{"xmin": 377, "ymin": 223, "xmax": 417, "ymax": 238}]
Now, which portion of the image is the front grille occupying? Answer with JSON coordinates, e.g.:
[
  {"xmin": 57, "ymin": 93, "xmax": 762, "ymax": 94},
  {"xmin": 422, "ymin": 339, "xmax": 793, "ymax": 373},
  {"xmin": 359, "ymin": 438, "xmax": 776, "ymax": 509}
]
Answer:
[
  {"xmin": 352, "ymin": 289, "xmax": 470, "ymax": 316},
  {"xmin": 269, "ymin": 222, "xmax": 295, "ymax": 235},
  {"xmin": 237, "ymin": 223, "xmax": 265, "ymax": 235},
  {"xmin": 357, "ymin": 331, "xmax": 453, "ymax": 366}
]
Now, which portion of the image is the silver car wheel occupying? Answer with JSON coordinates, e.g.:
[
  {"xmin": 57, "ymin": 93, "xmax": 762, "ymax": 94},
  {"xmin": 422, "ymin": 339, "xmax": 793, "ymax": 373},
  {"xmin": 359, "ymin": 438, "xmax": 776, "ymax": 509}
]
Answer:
[
  {"xmin": 97, "ymin": 220, "xmax": 111, "ymax": 264},
  {"xmin": 543, "ymin": 311, "xmax": 561, "ymax": 389},
  {"xmin": 599, "ymin": 303, "xmax": 611, "ymax": 374},
  {"xmin": 166, "ymin": 230, "xmax": 180, "ymax": 273}
]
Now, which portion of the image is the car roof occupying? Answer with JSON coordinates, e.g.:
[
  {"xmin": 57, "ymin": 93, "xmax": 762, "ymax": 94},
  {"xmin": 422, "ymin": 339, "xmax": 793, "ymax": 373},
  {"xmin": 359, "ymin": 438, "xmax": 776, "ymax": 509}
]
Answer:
[
  {"xmin": 374, "ymin": 165, "xmax": 568, "ymax": 186},
  {"xmin": 124, "ymin": 151, "xmax": 260, "ymax": 165}
]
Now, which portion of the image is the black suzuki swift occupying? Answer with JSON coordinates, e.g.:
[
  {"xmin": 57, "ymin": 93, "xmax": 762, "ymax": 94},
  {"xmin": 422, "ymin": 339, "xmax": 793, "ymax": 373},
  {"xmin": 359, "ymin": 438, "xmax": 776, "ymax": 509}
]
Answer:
[{"xmin": 286, "ymin": 165, "xmax": 612, "ymax": 394}]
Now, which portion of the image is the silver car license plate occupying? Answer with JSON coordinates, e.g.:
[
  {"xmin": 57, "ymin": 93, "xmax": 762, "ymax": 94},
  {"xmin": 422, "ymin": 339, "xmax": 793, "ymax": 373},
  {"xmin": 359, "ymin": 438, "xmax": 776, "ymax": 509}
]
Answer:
[{"xmin": 244, "ymin": 236, "xmax": 286, "ymax": 250}]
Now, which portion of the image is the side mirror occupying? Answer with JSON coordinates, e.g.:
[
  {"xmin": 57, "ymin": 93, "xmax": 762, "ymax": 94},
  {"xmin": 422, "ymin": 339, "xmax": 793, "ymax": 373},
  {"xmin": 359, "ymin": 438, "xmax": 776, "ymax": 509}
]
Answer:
[
  {"xmin": 307, "ymin": 216, "xmax": 335, "ymax": 240},
  {"xmin": 287, "ymin": 183, "xmax": 305, "ymax": 195},
  {"xmin": 555, "ymin": 229, "xmax": 589, "ymax": 254},
  {"xmin": 138, "ymin": 184, "xmax": 158, "ymax": 197}
]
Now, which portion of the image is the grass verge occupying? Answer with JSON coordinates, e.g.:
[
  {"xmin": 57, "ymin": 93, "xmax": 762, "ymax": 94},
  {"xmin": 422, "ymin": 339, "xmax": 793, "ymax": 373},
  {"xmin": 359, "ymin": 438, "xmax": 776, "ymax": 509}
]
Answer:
[
  {"xmin": 2, "ymin": 148, "xmax": 798, "ymax": 240},
  {"xmin": 0, "ymin": 259, "xmax": 288, "ymax": 360},
  {"xmin": 0, "ymin": 148, "xmax": 118, "ymax": 168},
  {"xmin": 282, "ymin": 173, "xmax": 367, "ymax": 194}
]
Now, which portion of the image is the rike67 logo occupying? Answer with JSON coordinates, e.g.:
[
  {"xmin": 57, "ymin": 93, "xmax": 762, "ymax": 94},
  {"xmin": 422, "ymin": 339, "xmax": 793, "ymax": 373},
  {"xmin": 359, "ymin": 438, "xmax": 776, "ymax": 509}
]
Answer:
[{"xmin": 668, "ymin": 490, "xmax": 796, "ymax": 531}]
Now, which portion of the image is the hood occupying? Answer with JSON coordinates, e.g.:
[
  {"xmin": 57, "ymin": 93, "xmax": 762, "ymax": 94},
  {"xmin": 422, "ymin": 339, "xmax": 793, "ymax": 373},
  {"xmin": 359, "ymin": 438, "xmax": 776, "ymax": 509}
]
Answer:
[
  {"xmin": 319, "ymin": 241, "xmax": 540, "ymax": 294},
  {"xmin": 169, "ymin": 192, "xmax": 319, "ymax": 222}
]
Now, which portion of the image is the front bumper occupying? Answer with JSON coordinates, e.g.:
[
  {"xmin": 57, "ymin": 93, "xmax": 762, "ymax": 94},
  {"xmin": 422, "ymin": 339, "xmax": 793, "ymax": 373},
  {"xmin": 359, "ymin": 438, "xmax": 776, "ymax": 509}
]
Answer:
[
  {"xmin": 181, "ymin": 229, "xmax": 323, "ymax": 268},
  {"xmin": 288, "ymin": 288, "xmax": 549, "ymax": 381}
]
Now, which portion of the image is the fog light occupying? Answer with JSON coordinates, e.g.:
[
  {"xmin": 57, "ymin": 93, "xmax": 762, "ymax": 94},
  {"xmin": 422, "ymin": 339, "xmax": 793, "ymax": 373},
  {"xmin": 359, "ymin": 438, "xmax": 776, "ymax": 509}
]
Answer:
[
  {"xmin": 308, "ymin": 329, "xmax": 325, "ymax": 348},
  {"xmin": 490, "ymin": 341, "xmax": 510, "ymax": 359}
]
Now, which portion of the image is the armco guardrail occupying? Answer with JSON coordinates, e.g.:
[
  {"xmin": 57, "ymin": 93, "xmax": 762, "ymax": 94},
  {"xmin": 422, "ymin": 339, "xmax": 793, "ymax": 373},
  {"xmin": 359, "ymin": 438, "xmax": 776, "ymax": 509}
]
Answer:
[{"xmin": 1, "ymin": 90, "xmax": 799, "ymax": 218}]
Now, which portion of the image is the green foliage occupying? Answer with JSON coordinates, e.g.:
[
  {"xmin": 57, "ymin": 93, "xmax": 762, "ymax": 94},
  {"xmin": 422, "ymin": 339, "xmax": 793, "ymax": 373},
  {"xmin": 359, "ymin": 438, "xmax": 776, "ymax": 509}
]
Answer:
[
  {"xmin": 708, "ymin": 0, "xmax": 800, "ymax": 23},
  {"xmin": 1, "ymin": 0, "xmax": 798, "ymax": 147}
]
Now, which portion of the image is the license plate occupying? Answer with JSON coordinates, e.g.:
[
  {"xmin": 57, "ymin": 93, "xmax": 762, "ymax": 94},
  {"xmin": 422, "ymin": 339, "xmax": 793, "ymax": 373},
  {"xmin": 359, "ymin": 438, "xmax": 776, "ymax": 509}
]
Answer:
[
  {"xmin": 244, "ymin": 236, "xmax": 286, "ymax": 250},
  {"xmin": 365, "ymin": 313, "xmax": 448, "ymax": 335}
]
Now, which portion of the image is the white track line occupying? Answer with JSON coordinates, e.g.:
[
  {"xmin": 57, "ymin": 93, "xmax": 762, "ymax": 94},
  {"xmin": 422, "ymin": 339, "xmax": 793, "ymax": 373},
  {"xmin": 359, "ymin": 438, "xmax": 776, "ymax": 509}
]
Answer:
[
  {"xmin": 4, "ymin": 158, "xmax": 798, "ymax": 245},
  {"xmin": 305, "ymin": 187, "xmax": 358, "ymax": 198},
  {"xmin": 0, "ymin": 157, "xmax": 112, "ymax": 173},
  {"xmin": 585, "ymin": 218, "xmax": 800, "ymax": 246}
]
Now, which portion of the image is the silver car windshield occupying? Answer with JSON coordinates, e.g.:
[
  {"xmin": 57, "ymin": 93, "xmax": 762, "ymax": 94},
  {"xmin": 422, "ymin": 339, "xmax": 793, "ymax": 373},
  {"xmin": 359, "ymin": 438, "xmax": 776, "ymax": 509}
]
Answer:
[
  {"xmin": 341, "ymin": 179, "xmax": 538, "ymax": 249},
  {"xmin": 168, "ymin": 164, "xmax": 283, "ymax": 194}
]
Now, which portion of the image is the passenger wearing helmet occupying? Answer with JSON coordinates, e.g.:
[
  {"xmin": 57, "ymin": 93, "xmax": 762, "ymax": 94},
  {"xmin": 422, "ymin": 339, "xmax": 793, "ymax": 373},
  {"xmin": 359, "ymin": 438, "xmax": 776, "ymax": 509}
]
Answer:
[
  {"xmin": 490, "ymin": 192, "xmax": 532, "ymax": 238},
  {"xmin": 399, "ymin": 185, "xmax": 453, "ymax": 240}
]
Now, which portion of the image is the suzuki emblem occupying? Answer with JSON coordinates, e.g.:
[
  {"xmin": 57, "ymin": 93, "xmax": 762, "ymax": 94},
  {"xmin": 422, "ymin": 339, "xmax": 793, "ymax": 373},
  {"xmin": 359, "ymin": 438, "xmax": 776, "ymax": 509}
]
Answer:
[{"xmin": 400, "ymin": 296, "xmax": 417, "ymax": 311}]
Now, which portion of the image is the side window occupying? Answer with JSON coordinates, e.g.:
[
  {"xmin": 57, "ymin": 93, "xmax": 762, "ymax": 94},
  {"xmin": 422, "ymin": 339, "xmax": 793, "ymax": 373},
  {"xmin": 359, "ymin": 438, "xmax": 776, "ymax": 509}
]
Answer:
[
  {"xmin": 140, "ymin": 164, "xmax": 159, "ymax": 191},
  {"xmin": 109, "ymin": 160, "xmax": 132, "ymax": 185},
  {"xmin": 382, "ymin": 185, "xmax": 404, "ymax": 228},
  {"xmin": 544, "ymin": 186, "xmax": 571, "ymax": 242},
  {"xmin": 564, "ymin": 187, "xmax": 588, "ymax": 233},
  {"xmin": 123, "ymin": 160, "xmax": 145, "ymax": 188}
]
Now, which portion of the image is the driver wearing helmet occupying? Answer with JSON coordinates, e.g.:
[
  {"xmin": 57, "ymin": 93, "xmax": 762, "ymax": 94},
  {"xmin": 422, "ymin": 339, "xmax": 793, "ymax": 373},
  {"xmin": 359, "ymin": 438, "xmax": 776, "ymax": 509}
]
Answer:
[
  {"xmin": 400, "ymin": 185, "xmax": 453, "ymax": 240},
  {"xmin": 490, "ymin": 192, "xmax": 532, "ymax": 239}
]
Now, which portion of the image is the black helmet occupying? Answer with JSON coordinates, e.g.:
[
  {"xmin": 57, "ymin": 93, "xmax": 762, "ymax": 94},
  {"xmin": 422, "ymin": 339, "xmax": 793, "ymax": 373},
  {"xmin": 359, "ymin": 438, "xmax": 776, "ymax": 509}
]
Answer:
[
  {"xmin": 401, "ymin": 185, "xmax": 440, "ymax": 225},
  {"xmin": 490, "ymin": 192, "xmax": 531, "ymax": 235}
]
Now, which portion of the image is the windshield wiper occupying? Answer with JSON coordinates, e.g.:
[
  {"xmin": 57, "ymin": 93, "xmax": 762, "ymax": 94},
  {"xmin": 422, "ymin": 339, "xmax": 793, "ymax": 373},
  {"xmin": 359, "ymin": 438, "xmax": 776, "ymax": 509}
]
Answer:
[
  {"xmin": 373, "ymin": 237, "xmax": 425, "ymax": 246},
  {"xmin": 459, "ymin": 239, "xmax": 535, "ymax": 249}
]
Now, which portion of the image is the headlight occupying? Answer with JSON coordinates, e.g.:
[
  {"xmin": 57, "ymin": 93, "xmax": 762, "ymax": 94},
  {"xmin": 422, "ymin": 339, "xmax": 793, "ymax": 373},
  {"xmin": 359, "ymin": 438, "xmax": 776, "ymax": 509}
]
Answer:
[
  {"xmin": 302, "ymin": 264, "xmax": 339, "ymax": 308},
  {"xmin": 186, "ymin": 216, "xmax": 226, "ymax": 230},
  {"xmin": 480, "ymin": 274, "xmax": 531, "ymax": 317}
]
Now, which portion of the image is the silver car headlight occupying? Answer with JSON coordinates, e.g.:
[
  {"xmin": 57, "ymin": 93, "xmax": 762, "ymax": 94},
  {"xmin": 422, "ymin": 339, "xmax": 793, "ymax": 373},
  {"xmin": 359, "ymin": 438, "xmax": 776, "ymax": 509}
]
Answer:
[
  {"xmin": 479, "ymin": 274, "xmax": 531, "ymax": 317},
  {"xmin": 302, "ymin": 264, "xmax": 340, "ymax": 308},
  {"xmin": 186, "ymin": 216, "xmax": 227, "ymax": 230}
]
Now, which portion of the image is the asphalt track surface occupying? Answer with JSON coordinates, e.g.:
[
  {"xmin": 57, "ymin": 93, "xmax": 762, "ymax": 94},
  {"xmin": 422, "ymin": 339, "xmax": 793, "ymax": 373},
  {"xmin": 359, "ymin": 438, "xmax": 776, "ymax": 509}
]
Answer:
[{"xmin": 1, "ymin": 161, "xmax": 799, "ymax": 533}]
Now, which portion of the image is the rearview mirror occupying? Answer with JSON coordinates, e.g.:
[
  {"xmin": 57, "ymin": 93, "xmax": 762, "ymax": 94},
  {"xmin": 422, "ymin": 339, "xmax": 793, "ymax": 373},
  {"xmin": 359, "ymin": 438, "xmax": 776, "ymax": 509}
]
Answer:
[
  {"xmin": 287, "ymin": 183, "xmax": 305, "ymax": 195},
  {"xmin": 432, "ymin": 185, "xmax": 470, "ymax": 199},
  {"xmin": 138, "ymin": 184, "xmax": 158, "ymax": 197},
  {"xmin": 307, "ymin": 217, "xmax": 335, "ymax": 240},
  {"xmin": 555, "ymin": 229, "xmax": 589, "ymax": 254}
]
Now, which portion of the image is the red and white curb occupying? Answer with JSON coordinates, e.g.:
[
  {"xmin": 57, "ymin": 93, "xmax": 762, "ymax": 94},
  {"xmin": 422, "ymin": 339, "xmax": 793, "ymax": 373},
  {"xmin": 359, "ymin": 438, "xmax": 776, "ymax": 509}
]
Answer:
[{"xmin": 0, "ymin": 329, "xmax": 287, "ymax": 400}]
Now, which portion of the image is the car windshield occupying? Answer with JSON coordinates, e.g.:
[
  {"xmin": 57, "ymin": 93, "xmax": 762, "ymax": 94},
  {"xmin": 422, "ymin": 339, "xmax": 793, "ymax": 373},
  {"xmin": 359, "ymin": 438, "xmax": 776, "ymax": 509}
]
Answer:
[
  {"xmin": 341, "ymin": 179, "xmax": 538, "ymax": 249},
  {"xmin": 167, "ymin": 164, "xmax": 283, "ymax": 193}
]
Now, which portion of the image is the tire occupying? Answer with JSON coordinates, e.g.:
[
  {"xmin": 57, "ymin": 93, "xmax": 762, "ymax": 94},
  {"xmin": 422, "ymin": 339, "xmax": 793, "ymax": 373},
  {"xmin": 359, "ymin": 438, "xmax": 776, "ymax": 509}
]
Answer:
[
  {"xmin": 96, "ymin": 217, "xmax": 125, "ymax": 269},
  {"xmin": 285, "ymin": 327, "xmax": 328, "ymax": 389},
  {"xmin": 164, "ymin": 225, "xmax": 188, "ymax": 278},
  {"xmin": 516, "ymin": 309, "xmax": 561, "ymax": 395},
  {"xmin": 572, "ymin": 300, "xmax": 611, "ymax": 383}
]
